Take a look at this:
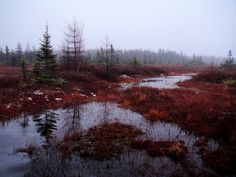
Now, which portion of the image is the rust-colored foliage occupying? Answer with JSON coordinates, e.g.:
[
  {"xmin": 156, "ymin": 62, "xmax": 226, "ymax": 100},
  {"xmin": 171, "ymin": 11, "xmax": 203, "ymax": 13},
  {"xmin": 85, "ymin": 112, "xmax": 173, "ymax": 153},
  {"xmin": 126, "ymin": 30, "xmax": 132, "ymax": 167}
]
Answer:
[
  {"xmin": 15, "ymin": 143, "xmax": 37, "ymax": 156},
  {"xmin": 120, "ymin": 87, "xmax": 171, "ymax": 121},
  {"xmin": 131, "ymin": 140, "xmax": 187, "ymax": 161},
  {"xmin": 192, "ymin": 69, "xmax": 236, "ymax": 83},
  {"xmin": 61, "ymin": 122, "xmax": 143, "ymax": 160}
]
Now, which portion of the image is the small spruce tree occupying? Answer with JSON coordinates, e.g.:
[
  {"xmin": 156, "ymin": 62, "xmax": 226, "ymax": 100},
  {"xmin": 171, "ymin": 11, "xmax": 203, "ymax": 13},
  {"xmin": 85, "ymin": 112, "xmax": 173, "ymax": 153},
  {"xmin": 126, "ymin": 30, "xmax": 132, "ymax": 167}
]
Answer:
[
  {"xmin": 34, "ymin": 25, "xmax": 57, "ymax": 82},
  {"xmin": 221, "ymin": 50, "xmax": 235, "ymax": 69},
  {"xmin": 21, "ymin": 58, "xmax": 27, "ymax": 80}
]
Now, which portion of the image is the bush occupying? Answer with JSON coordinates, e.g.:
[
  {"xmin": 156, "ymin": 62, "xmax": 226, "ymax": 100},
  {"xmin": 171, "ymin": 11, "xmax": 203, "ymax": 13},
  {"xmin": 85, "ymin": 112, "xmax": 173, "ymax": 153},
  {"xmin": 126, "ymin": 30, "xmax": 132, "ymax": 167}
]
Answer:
[
  {"xmin": 49, "ymin": 78, "xmax": 67, "ymax": 86},
  {"xmin": 34, "ymin": 76, "xmax": 67, "ymax": 86}
]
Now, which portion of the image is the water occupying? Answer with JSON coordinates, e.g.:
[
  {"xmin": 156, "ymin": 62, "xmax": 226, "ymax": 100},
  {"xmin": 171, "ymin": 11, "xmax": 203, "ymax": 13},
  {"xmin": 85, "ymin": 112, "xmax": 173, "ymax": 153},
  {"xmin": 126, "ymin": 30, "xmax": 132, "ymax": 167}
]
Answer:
[
  {"xmin": 0, "ymin": 115, "xmax": 42, "ymax": 177},
  {"xmin": 0, "ymin": 102, "xmax": 218, "ymax": 177},
  {"xmin": 120, "ymin": 74, "xmax": 194, "ymax": 90}
]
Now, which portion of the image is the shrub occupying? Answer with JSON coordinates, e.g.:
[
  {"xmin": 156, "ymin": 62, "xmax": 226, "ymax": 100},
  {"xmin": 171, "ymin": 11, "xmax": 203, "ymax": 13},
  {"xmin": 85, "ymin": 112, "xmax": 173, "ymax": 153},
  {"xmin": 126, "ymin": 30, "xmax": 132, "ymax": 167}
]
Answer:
[
  {"xmin": 33, "ymin": 76, "xmax": 67, "ymax": 86},
  {"xmin": 193, "ymin": 70, "xmax": 236, "ymax": 83}
]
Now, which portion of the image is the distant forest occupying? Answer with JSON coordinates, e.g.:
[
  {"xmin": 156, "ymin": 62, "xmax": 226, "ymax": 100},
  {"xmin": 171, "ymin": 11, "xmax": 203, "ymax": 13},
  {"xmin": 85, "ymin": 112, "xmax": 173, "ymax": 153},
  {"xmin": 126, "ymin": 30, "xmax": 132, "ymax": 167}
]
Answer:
[{"xmin": 0, "ymin": 43, "xmax": 224, "ymax": 67}]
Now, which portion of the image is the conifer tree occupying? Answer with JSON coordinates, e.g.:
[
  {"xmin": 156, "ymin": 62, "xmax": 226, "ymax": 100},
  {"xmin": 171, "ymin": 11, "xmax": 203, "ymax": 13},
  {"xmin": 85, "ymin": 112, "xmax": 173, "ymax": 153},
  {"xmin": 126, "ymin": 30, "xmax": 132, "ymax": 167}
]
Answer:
[
  {"xmin": 34, "ymin": 25, "xmax": 57, "ymax": 81},
  {"xmin": 16, "ymin": 42, "xmax": 23, "ymax": 66},
  {"xmin": 221, "ymin": 50, "xmax": 235, "ymax": 69}
]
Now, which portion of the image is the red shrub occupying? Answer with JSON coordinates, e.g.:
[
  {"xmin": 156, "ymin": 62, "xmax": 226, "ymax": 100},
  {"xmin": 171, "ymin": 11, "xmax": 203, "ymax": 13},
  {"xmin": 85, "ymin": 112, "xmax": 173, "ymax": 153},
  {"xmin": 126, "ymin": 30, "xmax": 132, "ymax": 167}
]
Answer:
[{"xmin": 193, "ymin": 69, "xmax": 236, "ymax": 83}]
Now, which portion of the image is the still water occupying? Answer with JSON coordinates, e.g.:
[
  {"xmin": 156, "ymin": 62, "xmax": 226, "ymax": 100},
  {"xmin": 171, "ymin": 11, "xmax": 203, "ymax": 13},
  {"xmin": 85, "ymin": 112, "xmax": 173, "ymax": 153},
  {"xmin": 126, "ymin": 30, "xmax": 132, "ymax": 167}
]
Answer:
[{"xmin": 0, "ymin": 102, "xmax": 218, "ymax": 177}]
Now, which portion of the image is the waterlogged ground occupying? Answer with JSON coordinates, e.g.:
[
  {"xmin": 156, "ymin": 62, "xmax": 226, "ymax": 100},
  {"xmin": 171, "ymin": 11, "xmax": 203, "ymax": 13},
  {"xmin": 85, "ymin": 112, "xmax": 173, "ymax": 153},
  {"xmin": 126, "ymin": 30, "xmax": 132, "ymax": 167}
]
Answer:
[
  {"xmin": 0, "ymin": 102, "xmax": 219, "ymax": 177},
  {"xmin": 120, "ymin": 73, "xmax": 194, "ymax": 90},
  {"xmin": 0, "ymin": 74, "xmax": 225, "ymax": 177}
]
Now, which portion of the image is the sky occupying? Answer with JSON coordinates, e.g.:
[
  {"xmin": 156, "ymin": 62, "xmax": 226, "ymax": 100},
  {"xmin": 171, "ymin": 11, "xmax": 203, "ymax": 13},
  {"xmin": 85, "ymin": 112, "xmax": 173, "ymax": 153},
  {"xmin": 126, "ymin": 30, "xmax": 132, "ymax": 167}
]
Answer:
[{"xmin": 0, "ymin": 0, "xmax": 235, "ymax": 57}]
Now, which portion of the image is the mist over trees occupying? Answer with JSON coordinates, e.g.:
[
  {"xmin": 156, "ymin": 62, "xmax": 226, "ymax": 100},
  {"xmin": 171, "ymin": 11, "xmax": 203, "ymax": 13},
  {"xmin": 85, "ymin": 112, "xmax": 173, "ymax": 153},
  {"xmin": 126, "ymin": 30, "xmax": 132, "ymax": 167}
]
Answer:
[
  {"xmin": 0, "ymin": 44, "xmax": 35, "ymax": 66},
  {"xmin": 0, "ymin": 21, "xmax": 228, "ymax": 68},
  {"xmin": 0, "ymin": 44, "xmax": 227, "ymax": 68},
  {"xmin": 87, "ymin": 48, "xmax": 224, "ymax": 66}
]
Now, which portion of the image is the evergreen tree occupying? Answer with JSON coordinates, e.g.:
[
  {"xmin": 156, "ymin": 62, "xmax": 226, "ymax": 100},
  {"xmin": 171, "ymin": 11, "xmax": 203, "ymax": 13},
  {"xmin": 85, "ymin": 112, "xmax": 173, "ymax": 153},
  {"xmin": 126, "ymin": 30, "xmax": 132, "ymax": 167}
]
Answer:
[
  {"xmin": 34, "ymin": 25, "xmax": 57, "ymax": 81},
  {"xmin": 10, "ymin": 50, "xmax": 17, "ymax": 66},
  {"xmin": 16, "ymin": 42, "xmax": 23, "ymax": 66},
  {"xmin": 0, "ymin": 47, "xmax": 4, "ymax": 64},
  {"xmin": 21, "ymin": 57, "xmax": 28, "ymax": 80},
  {"xmin": 110, "ymin": 44, "xmax": 115, "ymax": 65},
  {"xmin": 221, "ymin": 50, "xmax": 235, "ymax": 69},
  {"xmin": 5, "ymin": 46, "xmax": 10, "ymax": 64},
  {"xmin": 130, "ymin": 57, "xmax": 140, "ymax": 66}
]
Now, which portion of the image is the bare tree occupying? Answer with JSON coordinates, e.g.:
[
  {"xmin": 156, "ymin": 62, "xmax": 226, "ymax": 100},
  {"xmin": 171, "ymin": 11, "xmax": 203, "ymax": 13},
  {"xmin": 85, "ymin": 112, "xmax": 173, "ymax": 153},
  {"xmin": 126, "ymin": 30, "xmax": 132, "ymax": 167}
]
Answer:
[
  {"xmin": 105, "ymin": 33, "xmax": 110, "ymax": 75},
  {"xmin": 63, "ymin": 20, "xmax": 84, "ymax": 71},
  {"xmin": 103, "ymin": 34, "xmax": 116, "ymax": 76},
  {"xmin": 61, "ymin": 42, "xmax": 71, "ymax": 69}
]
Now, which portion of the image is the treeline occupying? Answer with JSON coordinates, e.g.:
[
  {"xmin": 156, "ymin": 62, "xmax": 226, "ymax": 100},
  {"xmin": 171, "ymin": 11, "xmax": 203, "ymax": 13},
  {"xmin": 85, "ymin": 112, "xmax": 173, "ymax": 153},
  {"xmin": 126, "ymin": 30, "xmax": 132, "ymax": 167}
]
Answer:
[
  {"xmin": 0, "ymin": 44, "xmax": 36, "ymax": 66},
  {"xmin": 88, "ymin": 49, "xmax": 198, "ymax": 65},
  {"xmin": 0, "ymin": 21, "xmax": 228, "ymax": 68},
  {"xmin": 0, "ymin": 45, "xmax": 226, "ymax": 68}
]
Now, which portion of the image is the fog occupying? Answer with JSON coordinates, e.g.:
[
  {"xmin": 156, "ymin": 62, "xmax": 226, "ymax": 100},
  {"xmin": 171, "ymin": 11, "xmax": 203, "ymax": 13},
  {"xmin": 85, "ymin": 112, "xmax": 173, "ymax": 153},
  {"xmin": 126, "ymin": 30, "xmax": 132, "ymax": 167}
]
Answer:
[{"xmin": 0, "ymin": 0, "xmax": 235, "ymax": 57}]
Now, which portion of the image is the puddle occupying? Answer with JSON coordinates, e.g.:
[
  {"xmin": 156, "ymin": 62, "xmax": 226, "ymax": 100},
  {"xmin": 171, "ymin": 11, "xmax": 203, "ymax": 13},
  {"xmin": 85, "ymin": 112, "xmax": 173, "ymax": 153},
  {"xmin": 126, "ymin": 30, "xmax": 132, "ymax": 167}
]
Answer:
[
  {"xmin": 120, "ymin": 74, "xmax": 194, "ymax": 90},
  {"xmin": 0, "ymin": 102, "xmax": 218, "ymax": 177}
]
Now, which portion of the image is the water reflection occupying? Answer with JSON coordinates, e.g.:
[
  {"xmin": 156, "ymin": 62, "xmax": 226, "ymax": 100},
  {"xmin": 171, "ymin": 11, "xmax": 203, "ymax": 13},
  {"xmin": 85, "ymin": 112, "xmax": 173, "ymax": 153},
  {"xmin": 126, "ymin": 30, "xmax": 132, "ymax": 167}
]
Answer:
[
  {"xmin": 64, "ymin": 106, "xmax": 82, "ymax": 133},
  {"xmin": 0, "ymin": 101, "xmax": 219, "ymax": 177},
  {"xmin": 20, "ymin": 114, "xmax": 29, "ymax": 128},
  {"xmin": 120, "ymin": 74, "xmax": 194, "ymax": 90},
  {"xmin": 33, "ymin": 111, "xmax": 59, "ymax": 142},
  {"xmin": 62, "ymin": 102, "xmax": 218, "ymax": 169}
]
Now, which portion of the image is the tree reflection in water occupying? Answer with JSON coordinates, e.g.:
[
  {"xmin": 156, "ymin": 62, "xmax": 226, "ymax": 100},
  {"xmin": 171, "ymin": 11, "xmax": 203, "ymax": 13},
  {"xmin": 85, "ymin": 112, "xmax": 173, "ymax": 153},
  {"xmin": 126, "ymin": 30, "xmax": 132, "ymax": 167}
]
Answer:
[
  {"xmin": 33, "ymin": 111, "xmax": 59, "ymax": 142},
  {"xmin": 64, "ymin": 106, "xmax": 81, "ymax": 133},
  {"xmin": 20, "ymin": 113, "xmax": 29, "ymax": 127}
]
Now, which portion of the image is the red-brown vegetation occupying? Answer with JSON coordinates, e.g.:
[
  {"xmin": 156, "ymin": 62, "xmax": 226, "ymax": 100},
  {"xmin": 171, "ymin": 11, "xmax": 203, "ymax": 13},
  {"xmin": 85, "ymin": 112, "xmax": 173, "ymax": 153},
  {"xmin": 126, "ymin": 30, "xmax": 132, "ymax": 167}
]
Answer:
[
  {"xmin": 60, "ymin": 122, "xmax": 143, "ymax": 159},
  {"xmin": 1, "ymin": 66, "xmax": 236, "ymax": 175},
  {"xmin": 203, "ymin": 148, "xmax": 236, "ymax": 174},
  {"xmin": 120, "ymin": 87, "xmax": 172, "ymax": 121},
  {"xmin": 131, "ymin": 140, "xmax": 187, "ymax": 161},
  {"xmin": 0, "ymin": 65, "xmax": 164, "ymax": 121},
  {"xmin": 192, "ymin": 69, "xmax": 236, "ymax": 83},
  {"xmin": 15, "ymin": 143, "xmax": 37, "ymax": 156}
]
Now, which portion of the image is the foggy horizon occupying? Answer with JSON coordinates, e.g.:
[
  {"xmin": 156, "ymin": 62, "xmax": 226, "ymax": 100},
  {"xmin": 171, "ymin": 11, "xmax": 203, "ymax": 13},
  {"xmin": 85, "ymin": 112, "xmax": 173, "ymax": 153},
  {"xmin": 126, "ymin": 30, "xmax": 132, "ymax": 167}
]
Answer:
[{"xmin": 1, "ymin": 0, "xmax": 235, "ymax": 58}]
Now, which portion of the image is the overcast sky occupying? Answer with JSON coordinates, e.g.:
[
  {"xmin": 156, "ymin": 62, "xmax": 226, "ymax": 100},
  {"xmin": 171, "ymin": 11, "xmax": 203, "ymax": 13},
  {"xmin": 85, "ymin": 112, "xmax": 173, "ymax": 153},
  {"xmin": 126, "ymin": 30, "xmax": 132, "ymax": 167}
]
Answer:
[{"xmin": 0, "ymin": 0, "xmax": 235, "ymax": 57}]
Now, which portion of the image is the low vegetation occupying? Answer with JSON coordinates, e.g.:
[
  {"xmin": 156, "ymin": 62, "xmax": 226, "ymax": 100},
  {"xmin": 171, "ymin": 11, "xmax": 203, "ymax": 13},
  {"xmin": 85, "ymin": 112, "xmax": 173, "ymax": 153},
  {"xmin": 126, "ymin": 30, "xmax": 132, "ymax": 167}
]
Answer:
[
  {"xmin": 61, "ymin": 122, "xmax": 143, "ymax": 159},
  {"xmin": 1, "ymin": 63, "xmax": 235, "ymax": 176}
]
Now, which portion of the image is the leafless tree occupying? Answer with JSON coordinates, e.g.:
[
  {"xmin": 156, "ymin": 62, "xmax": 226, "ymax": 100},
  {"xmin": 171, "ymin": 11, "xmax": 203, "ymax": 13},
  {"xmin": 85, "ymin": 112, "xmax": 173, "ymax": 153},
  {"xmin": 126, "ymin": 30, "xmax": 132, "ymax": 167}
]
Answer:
[
  {"xmin": 61, "ymin": 42, "xmax": 71, "ymax": 70},
  {"xmin": 104, "ymin": 34, "xmax": 116, "ymax": 75},
  {"xmin": 63, "ymin": 20, "xmax": 84, "ymax": 71}
]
